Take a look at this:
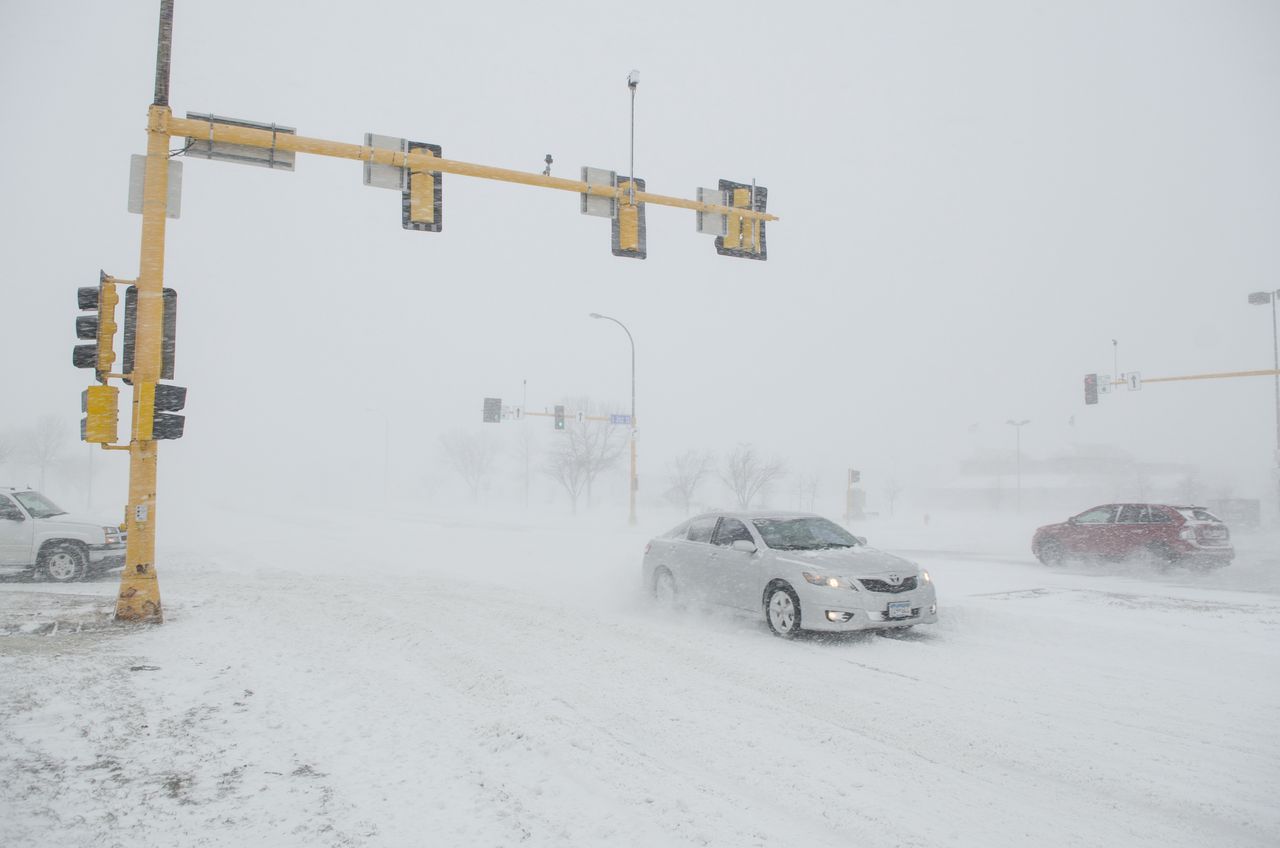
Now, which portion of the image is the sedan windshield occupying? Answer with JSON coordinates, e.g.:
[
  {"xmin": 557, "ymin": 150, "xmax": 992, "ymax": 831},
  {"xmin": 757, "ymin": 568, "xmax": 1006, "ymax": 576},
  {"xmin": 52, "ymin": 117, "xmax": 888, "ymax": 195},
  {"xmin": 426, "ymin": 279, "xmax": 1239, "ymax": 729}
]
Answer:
[
  {"xmin": 13, "ymin": 491, "xmax": 67, "ymax": 519},
  {"xmin": 752, "ymin": 517, "xmax": 861, "ymax": 551}
]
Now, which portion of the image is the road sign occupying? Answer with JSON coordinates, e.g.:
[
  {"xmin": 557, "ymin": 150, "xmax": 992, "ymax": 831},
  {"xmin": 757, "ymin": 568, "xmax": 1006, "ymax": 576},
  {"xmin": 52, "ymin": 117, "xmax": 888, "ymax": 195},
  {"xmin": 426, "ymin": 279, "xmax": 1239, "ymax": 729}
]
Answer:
[
  {"xmin": 184, "ymin": 113, "xmax": 296, "ymax": 170},
  {"xmin": 610, "ymin": 414, "xmax": 632, "ymax": 425},
  {"xmin": 1099, "ymin": 374, "xmax": 1112, "ymax": 395},
  {"xmin": 482, "ymin": 397, "xmax": 502, "ymax": 423},
  {"xmin": 580, "ymin": 167, "xmax": 617, "ymax": 218},
  {"xmin": 1125, "ymin": 371, "xmax": 1142, "ymax": 391}
]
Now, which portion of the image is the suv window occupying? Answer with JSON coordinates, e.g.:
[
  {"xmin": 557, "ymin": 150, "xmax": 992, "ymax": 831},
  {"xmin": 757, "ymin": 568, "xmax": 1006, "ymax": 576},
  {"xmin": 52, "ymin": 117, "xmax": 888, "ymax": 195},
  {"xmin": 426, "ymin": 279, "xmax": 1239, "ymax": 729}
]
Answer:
[
  {"xmin": 1074, "ymin": 506, "xmax": 1115, "ymax": 524},
  {"xmin": 686, "ymin": 517, "xmax": 717, "ymax": 544},
  {"xmin": 712, "ymin": 518, "xmax": 753, "ymax": 547},
  {"xmin": 1178, "ymin": 507, "xmax": 1220, "ymax": 523},
  {"xmin": 1146, "ymin": 506, "xmax": 1174, "ymax": 523},
  {"xmin": 1117, "ymin": 505, "xmax": 1143, "ymax": 524}
]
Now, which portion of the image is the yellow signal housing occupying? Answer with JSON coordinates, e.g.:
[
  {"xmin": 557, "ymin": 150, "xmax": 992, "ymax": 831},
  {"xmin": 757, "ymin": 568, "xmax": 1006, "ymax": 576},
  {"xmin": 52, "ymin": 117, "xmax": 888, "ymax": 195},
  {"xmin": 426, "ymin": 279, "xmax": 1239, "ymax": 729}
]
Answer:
[
  {"xmin": 611, "ymin": 177, "xmax": 647, "ymax": 259},
  {"xmin": 402, "ymin": 141, "xmax": 443, "ymax": 232},
  {"xmin": 97, "ymin": 275, "xmax": 119, "ymax": 375},
  {"xmin": 729, "ymin": 187, "xmax": 760, "ymax": 254},
  {"xmin": 410, "ymin": 168, "xmax": 435, "ymax": 225},
  {"xmin": 81, "ymin": 385, "xmax": 120, "ymax": 444},
  {"xmin": 714, "ymin": 180, "xmax": 768, "ymax": 260}
]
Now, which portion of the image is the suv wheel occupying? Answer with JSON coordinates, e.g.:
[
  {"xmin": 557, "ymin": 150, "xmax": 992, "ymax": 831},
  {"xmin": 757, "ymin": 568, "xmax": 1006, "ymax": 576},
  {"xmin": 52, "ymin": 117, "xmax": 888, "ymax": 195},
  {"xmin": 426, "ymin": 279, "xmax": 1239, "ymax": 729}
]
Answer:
[
  {"xmin": 40, "ymin": 544, "xmax": 87, "ymax": 583},
  {"xmin": 1145, "ymin": 543, "xmax": 1177, "ymax": 571}
]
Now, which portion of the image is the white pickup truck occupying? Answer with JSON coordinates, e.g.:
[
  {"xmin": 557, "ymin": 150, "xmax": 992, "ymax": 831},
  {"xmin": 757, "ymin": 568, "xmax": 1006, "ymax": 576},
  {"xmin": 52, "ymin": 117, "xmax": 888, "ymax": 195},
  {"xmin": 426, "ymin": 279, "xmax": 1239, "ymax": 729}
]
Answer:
[{"xmin": 0, "ymin": 487, "xmax": 126, "ymax": 583}]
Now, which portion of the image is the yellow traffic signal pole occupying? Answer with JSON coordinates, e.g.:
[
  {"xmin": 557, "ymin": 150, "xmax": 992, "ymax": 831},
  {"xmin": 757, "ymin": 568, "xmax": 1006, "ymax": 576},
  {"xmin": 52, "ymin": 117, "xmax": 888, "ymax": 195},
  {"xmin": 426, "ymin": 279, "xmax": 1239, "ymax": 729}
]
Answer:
[{"xmin": 116, "ymin": 3, "xmax": 175, "ymax": 623}]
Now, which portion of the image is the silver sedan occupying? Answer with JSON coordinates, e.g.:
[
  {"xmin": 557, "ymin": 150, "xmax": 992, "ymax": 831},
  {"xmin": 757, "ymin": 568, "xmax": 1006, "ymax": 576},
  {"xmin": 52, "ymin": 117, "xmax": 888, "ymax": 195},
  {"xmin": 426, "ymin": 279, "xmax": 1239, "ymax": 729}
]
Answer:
[{"xmin": 642, "ymin": 511, "xmax": 938, "ymax": 637}]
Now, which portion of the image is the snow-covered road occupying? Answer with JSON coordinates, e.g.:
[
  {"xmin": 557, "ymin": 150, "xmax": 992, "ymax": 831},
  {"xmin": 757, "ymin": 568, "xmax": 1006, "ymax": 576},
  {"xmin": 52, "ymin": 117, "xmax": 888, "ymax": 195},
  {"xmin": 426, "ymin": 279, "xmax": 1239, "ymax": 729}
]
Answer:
[{"xmin": 2, "ymin": 505, "xmax": 1278, "ymax": 847}]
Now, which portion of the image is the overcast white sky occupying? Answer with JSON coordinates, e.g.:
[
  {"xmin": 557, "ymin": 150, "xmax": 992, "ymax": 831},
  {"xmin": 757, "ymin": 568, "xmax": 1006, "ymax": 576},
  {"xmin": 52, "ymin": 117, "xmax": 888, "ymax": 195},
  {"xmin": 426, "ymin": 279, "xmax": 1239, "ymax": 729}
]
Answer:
[{"xmin": 2, "ymin": 1, "xmax": 1278, "ymax": 509}]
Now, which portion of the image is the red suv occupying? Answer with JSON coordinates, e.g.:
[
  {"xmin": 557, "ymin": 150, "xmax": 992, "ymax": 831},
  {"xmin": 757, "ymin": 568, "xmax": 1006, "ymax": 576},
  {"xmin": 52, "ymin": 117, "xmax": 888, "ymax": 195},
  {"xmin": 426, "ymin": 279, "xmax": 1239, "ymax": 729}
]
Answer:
[{"xmin": 1032, "ymin": 504, "xmax": 1233, "ymax": 568}]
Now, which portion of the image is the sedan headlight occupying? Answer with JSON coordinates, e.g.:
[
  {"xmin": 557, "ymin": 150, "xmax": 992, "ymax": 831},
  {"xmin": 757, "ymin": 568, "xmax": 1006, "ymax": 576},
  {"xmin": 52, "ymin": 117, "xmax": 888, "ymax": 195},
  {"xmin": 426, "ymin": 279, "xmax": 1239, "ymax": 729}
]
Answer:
[
  {"xmin": 802, "ymin": 571, "xmax": 857, "ymax": 590},
  {"xmin": 920, "ymin": 570, "xmax": 932, "ymax": 584}
]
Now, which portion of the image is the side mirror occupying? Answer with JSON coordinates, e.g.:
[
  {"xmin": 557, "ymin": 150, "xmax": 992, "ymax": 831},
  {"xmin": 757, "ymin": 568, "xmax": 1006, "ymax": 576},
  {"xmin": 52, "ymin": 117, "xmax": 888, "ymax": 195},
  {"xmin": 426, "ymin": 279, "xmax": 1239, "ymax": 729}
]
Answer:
[
  {"xmin": 730, "ymin": 539, "xmax": 757, "ymax": 554},
  {"xmin": 853, "ymin": 536, "xmax": 868, "ymax": 546},
  {"xmin": 1067, "ymin": 516, "xmax": 1079, "ymax": 525}
]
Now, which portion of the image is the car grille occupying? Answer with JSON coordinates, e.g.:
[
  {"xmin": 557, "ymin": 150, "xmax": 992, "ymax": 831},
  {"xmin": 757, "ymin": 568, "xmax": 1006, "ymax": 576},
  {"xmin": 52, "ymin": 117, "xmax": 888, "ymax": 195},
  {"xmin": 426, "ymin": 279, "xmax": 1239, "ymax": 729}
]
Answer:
[{"xmin": 859, "ymin": 576, "xmax": 917, "ymax": 593}]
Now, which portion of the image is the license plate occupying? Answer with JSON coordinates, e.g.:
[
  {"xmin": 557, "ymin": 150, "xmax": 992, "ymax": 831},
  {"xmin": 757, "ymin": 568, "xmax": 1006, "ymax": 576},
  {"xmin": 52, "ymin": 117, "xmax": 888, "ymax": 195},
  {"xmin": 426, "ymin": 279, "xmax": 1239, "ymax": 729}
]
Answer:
[{"xmin": 887, "ymin": 601, "xmax": 912, "ymax": 619}]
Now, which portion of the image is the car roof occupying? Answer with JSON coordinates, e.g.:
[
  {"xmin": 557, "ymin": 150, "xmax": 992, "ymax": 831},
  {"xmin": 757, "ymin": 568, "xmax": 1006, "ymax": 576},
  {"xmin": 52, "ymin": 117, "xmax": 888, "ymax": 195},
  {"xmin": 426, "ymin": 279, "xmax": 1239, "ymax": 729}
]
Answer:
[{"xmin": 690, "ymin": 510, "xmax": 824, "ymax": 522}]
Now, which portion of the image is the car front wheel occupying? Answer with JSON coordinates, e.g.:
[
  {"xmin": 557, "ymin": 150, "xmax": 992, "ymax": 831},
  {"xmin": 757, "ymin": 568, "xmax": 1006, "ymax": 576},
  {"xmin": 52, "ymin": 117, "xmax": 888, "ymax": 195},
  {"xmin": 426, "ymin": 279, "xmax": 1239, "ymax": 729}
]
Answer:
[
  {"xmin": 40, "ymin": 544, "xmax": 87, "ymax": 583},
  {"xmin": 765, "ymin": 584, "xmax": 801, "ymax": 638},
  {"xmin": 1037, "ymin": 539, "xmax": 1065, "ymax": 566}
]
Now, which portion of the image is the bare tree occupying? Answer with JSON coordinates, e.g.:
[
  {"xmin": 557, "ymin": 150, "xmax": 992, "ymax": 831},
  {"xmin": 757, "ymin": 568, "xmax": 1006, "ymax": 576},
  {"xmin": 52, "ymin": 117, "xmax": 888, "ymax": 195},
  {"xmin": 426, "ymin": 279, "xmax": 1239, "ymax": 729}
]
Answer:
[
  {"xmin": 543, "ymin": 413, "xmax": 626, "ymax": 514},
  {"xmin": 720, "ymin": 444, "xmax": 786, "ymax": 510},
  {"xmin": 23, "ymin": 415, "xmax": 68, "ymax": 490},
  {"xmin": 794, "ymin": 472, "xmax": 820, "ymax": 512},
  {"xmin": 665, "ymin": 449, "xmax": 714, "ymax": 515},
  {"xmin": 439, "ymin": 429, "xmax": 500, "ymax": 502},
  {"xmin": 884, "ymin": 479, "xmax": 904, "ymax": 516}
]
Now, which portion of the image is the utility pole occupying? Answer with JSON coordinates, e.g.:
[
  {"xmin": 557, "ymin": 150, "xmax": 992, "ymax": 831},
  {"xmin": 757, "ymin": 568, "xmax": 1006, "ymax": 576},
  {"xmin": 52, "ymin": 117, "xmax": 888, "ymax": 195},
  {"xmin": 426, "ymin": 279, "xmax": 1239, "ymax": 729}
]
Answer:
[
  {"xmin": 1006, "ymin": 419, "xmax": 1030, "ymax": 514},
  {"xmin": 1248, "ymin": 289, "xmax": 1280, "ymax": 518}
]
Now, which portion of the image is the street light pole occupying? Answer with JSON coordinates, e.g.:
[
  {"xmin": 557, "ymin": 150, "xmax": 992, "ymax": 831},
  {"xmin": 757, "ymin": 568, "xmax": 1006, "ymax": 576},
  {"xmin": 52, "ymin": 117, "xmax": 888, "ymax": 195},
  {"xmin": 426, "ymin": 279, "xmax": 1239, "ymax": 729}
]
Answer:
[
  {"xmin": 1248, "ymin": 289, "xmax": 1280, "ymax": 517},
  {"xmin": 1006, "ymin": 419, "xmax": 1030, "ymax": 513},
  {"xmin": 590, "ymin": 312, "xmax": 637, "ymax": 525}
]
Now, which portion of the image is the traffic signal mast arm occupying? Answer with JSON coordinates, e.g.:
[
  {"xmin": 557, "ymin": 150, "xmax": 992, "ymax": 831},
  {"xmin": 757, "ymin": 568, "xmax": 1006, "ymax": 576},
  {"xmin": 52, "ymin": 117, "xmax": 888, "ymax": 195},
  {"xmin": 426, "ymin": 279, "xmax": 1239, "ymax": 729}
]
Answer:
[
  {"xmin": 1111, "ymin": 368, "xmax": 1280, "ymax": 386},
  {"xmin": 523, "ymin": 409, "xmax": 612, "ymax": 422},
  {"xmin": 160, "ymin": 113, "xmax": 778, "ymax": 224}
]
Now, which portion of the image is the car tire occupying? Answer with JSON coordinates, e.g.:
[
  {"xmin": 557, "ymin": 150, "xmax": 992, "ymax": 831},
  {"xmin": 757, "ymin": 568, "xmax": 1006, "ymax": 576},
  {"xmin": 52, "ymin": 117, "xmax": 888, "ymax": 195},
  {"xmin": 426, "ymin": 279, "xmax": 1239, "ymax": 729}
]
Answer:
[
  {"xmin": 40, "ymin": 543, "xmax": 87, "ymax": 583},
  {"xmin": 1037, "ymin": 539, "xmax": 1065, "ymax": 566},
  {"xmin": 1145, "ymin": 543, "xmax": 1177, "ymax": 570},
  {"xmin": 653, "ymin": 568, "xmax": 679, "ymax": 609},
  {"xmin": 764, "ymin": 583, "xmax": 802, "ymax": 638}
]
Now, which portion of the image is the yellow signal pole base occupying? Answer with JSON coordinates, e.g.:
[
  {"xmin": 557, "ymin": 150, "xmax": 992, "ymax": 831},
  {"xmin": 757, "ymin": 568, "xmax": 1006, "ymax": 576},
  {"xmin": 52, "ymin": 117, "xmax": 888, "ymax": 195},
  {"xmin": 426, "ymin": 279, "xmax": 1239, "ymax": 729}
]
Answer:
[{"xmin": 115, "ymin": 563, "xmax": 163, "ymax": 622}]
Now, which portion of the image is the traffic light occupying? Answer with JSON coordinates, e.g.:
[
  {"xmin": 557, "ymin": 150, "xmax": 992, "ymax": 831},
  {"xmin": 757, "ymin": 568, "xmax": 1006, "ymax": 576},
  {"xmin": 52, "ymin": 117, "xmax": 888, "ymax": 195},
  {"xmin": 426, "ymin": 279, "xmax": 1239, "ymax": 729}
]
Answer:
[
  {"xmin": 402, "ymin": 141, "xmax": 443, "ymax": 232},
  {"xmin": 122, "ymin": 286, "xmax": 178, "ymax": 384},
  {"xmin": 612, "ymin": 177, "xmax": 646, "ymax": 259},
  {"xmin": 482, "ymin": 397, "xmax": 502, "ymax": 423},
  {"xmin": 554, "ymin": 405, "xmax": 566, "ymax": 430},
  {"xmin": 1084, "ymin": 373, "xmax": 1099, "ymax": 406},
  {"xmin": 80, "ymin": 385, "xmax": 119, "ymax": 444},
  {"xmin": 136, "ymin": 382, "xmax": 187, "ymax": 441},
  {"xmin": 73, "ymin": 271, "xmax": 119, "ymax": 383},
  {"xmin": 714, "ymin": 180, "xmax": 767, "ymax": 261}
]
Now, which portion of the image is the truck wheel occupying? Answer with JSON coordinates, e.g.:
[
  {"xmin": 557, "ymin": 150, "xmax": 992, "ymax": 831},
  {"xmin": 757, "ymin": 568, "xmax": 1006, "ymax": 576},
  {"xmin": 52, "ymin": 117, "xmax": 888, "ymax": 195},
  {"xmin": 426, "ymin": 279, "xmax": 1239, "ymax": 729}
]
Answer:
[{"xmin": 40, "ymin": 544, "xmax": 87, "ymax": 583}]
